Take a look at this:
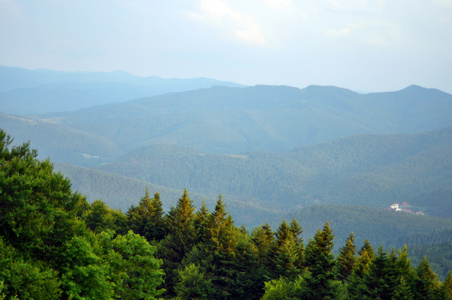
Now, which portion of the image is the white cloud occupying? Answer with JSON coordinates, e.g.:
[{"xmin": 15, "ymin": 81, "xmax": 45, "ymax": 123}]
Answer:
[{"xmin": 187, "ymin": 0, "xmax": 267, "ymax": 46}]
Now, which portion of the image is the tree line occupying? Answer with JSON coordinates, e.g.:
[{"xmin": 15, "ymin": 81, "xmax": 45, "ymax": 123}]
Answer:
[{"xmin": 1, "ymin": 129, "xmax": 451, "ymax": 299}]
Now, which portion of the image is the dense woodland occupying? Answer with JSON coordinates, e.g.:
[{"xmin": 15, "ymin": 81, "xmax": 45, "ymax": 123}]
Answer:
[{"xmin": 1, "ymin": 130, "xmax": 452, "ymax": 299}]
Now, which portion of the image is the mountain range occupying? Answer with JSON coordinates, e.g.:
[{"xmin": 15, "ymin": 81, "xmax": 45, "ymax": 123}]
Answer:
[
  {"xmin": 1, "ymin": 66, "xmax": 452, "ymax": 254},
  {"xmin": 0, "ymin": 65, "xmax": 241, "ymax": 115}
]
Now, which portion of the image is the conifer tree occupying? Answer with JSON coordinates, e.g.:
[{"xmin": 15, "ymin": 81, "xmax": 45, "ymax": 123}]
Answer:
[
  {"xmin": 269, "ymin": 219, "xmax": 302, "ymax": 280},
  {"xmin": 336, "ymin": 232, "xmax": 356, "ymax": 282},
  {"xmin": 230, "ymin": 234, "xmax": 266, "ymax": 300},
  {"xmin": 443, "ymin": 271, "xmax": 452, "ymax": 298},
  {"xmin": 127, "ymin": 188, "xmax": 165, "ymax": 242},
  {"xmin": 358, "ymin": 238, "xmax": 374, "ymax": 259},
  {"xmin": 251, "ymin": 222, "xmax": 274, "ymax": 266},
  {"xmin": 392, "ymin": 277, "xmax": 414, "ymax": 300},
  {"xmin": 397, "ymin": 245, "xmax": 413, "ymax": 279},
  {"xmin": 194, "ymin": 200, "xmax": 210, "ymax": 244},
  {"xmin": 289, "ymin": 218, "xmax": 304, "ymax": 268},
  {"xmin": 158, "ymin": 189, "xmax": 196, "ymax": 296},
  {"xmin": 360, "ymin": 246, "xmax": 400, "ymax": 300},
  {"xmin": 303, "ymin": 221, "xmax": 338, "ymax": 299},
  {"xmin": 201, "ymin": 196, "xmax": 237, "ymax": 298},
  {"xmin": 412, "ymin": 257, "xmax": 441, "ymax": 299}
]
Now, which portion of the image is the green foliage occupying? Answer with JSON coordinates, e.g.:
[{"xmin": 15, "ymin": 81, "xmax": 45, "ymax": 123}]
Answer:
[
  {"xmin": 0, "ymin": 130, "xmax": 165, "ymax": 300},
  {"xmin": 127, "ymin": 188, "xmax": 166, "ymax": 241},
  {"xmin": 84, "ymin": 199, "xmax": 127, "ymax": 234},
  {"xmin": 336, "ymin": 232, "xmax": 357, "ymax": 281},
  {"xmin": 261, "ymin": 276, "xmax": 304, "ymax": 300},
  {"xmin": 0, "ymin": 237, "xmax": 62, "ymax": 299},
  {"xmin": 412, "ymin": 257, "xmax": 442, "ymax": 299},
  {"xmin": 175, "ymin": 264, "xmax": 214, "ymax": 300},
  {"xmin": 359, "ymin": 246, "xmax": 400, "ymax": 300},
  {"xmin": 60, "ymin": 236, "xmax": 113, "ymax": 300},
  {"xmin": 303, "ymin": 221, "xmax": 338, "ymax": 299},
  {"xmin": 158, "ymin": 189, "xmax": 197, "ymax": 296},
  {"xmin": 2, "ymin": 129, "xmax": 452, "ymax": 300},
  {"xmin": 251, "ymin": 222, "xmax": 274, "ymax": 267},
  {"xmin": 109, "ymin": 231, "xmax": 165, "ymax": 299},
  {"xmin": 269, "ymin": 219, "xmax": 303, "ymax": 280},
  {"xmin": 443, "ymin": 271, "xmax": 452, "ymax": 297}
]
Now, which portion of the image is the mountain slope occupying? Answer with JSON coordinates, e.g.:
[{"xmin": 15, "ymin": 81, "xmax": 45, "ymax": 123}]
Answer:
[
  {"xmin": 91, "ymin": 127, "xmax": 452, "ymax": 218},
  {"xmin": 283, "ymin": 204, "xmax": 452, "ymax": 249},
  {"xmin": 39, "ymin": 84, "xmax": 452, "ymax": 154},
  {"xmin": 53, "ymin": 162, "xmax": 280, "ymax": 229},
  {"xmin": 0, "ymin": 112, "xmax": 119, "ymax": 165}
]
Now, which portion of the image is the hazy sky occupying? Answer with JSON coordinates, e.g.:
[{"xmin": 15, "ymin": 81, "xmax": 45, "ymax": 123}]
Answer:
[{"xmin": 1, "ymin": 0, "xmax": 451, "ymax": 93}]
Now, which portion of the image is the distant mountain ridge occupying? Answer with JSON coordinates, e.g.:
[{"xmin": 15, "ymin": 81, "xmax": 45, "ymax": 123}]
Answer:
[
  {"xmin": 1, "ymin": 82, "xmax": 452, "ymax": 164},
  {"xmin": 32, "ymin": 83, "xmax": 452, "ymax": 155},
  {"xmin": 0, "ymin": 65, "xmax": 242, "ymax": 114}
]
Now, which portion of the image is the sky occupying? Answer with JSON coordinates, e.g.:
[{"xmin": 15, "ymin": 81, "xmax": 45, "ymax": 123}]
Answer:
[{"xmin": 1, "ymin": 0, "xmax": 452, "ymax": 93}]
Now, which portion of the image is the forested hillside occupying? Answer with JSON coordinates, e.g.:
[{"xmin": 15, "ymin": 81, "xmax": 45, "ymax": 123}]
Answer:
[
  {"xmin": 1, "ymin": 131, "xmax": 451, "ymax": 299},
  {"xmin": 93, "ymin": 127, "xmax": 452, "ymax": 218},
  {"xmin": 34, "ymin": 84, "xmax": 452, "ymax": 155},
  {"xmin": 53, "ymin": 162, "xmax": 278, "ymax": 229},
  {"xmin": 2, "ymin": 84, "xmax": 451, "ymax": 162}
]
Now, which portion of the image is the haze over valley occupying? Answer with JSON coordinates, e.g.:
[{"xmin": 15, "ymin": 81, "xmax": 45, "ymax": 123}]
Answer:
[
  {"xmin": 1, "ymin": 66, "xmax": 452, "ymax": 251},
  {"xmin": 1, "ymin": 1, "xmax": 452, "ymax": 296}
]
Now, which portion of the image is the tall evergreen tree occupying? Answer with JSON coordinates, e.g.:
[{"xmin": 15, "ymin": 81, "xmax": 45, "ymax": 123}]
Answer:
[
  {"xmin": 303, "ymin": 221, "xmax": 338, "ymax": 299},
  {"xmin": 269, "ymin": 219, "xmax": 303, "ymax": 280},
  {"xmin": 412, "ymin": 257, "xmax": 442, "ymax": 299},
  {"xmin": 443, "ymin": 271, "xmax": 452, "ymax": 298},
  {"xmin": 336, "ymin": 232, "xmax": 356, "ymax": 282},
  {"xmin": 194, "ymin": 200, "xmax": 210, "ymax": 244},
  {"xmin": 358, "ymin": 239, "xmax": 375, "ymax": 259},
  {"xmin": 201, "ymin": 196, "xmax": 237, "ymax": 298},
  {"xmin": 230, "ymin": 233, "xmax": 266, "ymax": 300},
  {"xmin": 158, "ymin": 189, "xmax": 197, "ymax": 296},
  {"xmin": 360, "ymin": 246, "xmax": 400, "ymax": 300},
  {"xmin": 289, "ymin": 218, "xmax": 304, "ymax": 269},
  {"xmin": 127, "ymin": 188, "xmax": 165, "ymax": 242},
  {"xmin": 251, "ymin": 222, "xmax": 274, "ymax": 266}
]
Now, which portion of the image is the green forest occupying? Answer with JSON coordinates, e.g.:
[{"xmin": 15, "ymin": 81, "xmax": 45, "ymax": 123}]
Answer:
[{"xmin": 1, "ymin": 130, "xmax": 452, "ymax": 299}]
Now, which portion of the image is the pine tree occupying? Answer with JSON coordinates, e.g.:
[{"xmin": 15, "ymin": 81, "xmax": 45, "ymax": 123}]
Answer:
[
  {"xmin": 336, "ymin": 232, "xmax": 356, "ymax": 282},
  {"xmin": 396, "ymin": 245, "xmax": 412, "ymax": 279},
  {"xmin": 289, "ymin": 218, "xmax": 304, "ymax": 269},
  {"xmin": 358, "ymin": 238, "xmax": 374, "ymax": 258},
  {"xmin": 303, "ymin": 221, "xmax": 338, "ymax": 299},
  {"xmin": 230, "ymin": 234, "xmax": 266, "ymax": 300},
  {"xmin": 158, "ymin": 189, "xmax": 196, "ymax": 296},
  {"xmin": 393, "ymin": 277, "xmax": 414, "ymax": 300},
  {"xmin": 412, "ymin": 256, "xmax": 441, "ymax": 299},
  {"xmin": 361, "ymin": 246, "xmax": 400, "ymax": 300},
  {"xmin": 202, "ymin": 196, "xmax": 237, "ymax": 298},
  {"xmin": 269, "ymin": 219, "xmax": 302, "ymax": 280},
  {"xmin": 194, "ymin": 200, "xmax": 210, "ymax": 244},
  {"xmin": 127, "ymin": 188, "xmax": 165, "ymax": 242},
  {"xmin": 443, "ymin": 271, "xmax": 452, "ymax": 298},
  {"xmin": 251, "ymin": 222, "xmax": 274, "ymax": 265}
]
